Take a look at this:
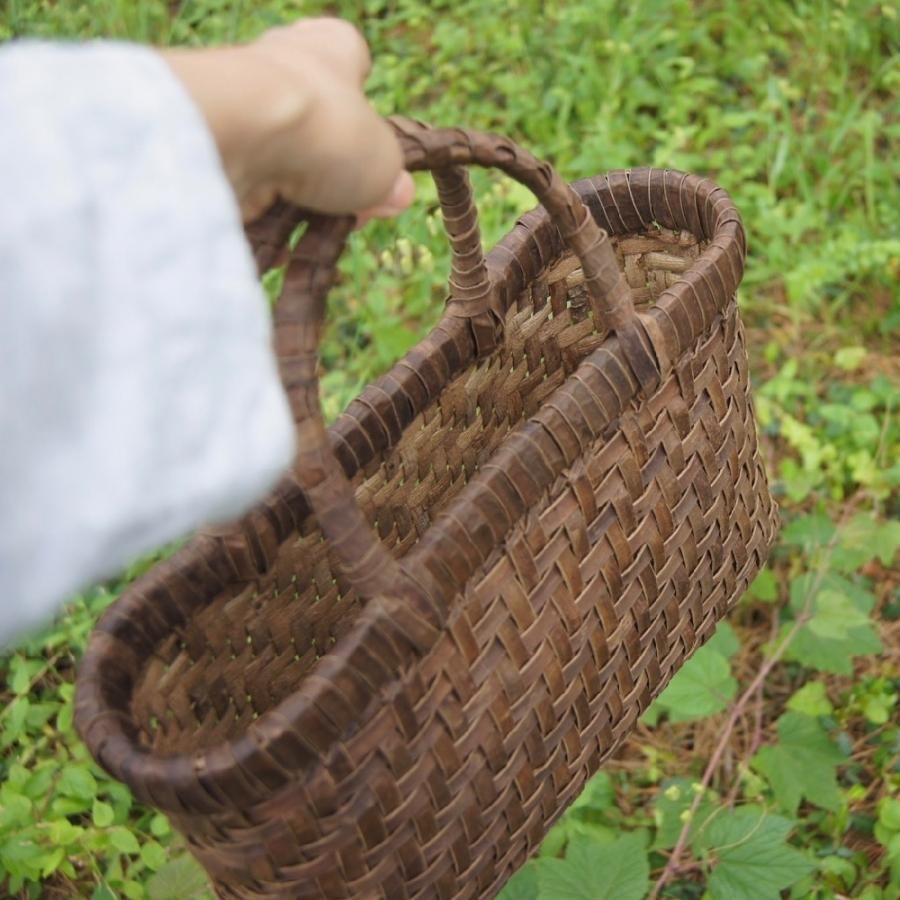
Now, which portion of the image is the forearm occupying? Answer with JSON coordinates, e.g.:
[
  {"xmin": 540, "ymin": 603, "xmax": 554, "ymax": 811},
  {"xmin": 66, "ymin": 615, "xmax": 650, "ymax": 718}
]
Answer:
[{"xmin": 0, "ymin": 41, "xmax": 293, "ymax": 646}]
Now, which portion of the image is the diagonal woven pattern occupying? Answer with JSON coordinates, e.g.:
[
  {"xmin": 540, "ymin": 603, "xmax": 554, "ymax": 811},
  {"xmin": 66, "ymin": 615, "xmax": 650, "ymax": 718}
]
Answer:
[{"xmin": 76, "ymin": 124, "xmax": 778, "ymax": 899}]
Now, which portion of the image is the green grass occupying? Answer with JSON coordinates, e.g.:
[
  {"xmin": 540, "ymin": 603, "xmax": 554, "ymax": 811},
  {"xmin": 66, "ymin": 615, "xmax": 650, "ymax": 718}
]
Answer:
[{"xmin": 1, "ymin": 1, "xmax": 898, "ymax": 898}]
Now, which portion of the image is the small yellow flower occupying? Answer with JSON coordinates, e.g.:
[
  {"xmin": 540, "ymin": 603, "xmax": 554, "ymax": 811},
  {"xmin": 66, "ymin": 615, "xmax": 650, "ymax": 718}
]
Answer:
[{"xmin": 664, "ymin": 785, "xmax": 681, "ymax": 802}]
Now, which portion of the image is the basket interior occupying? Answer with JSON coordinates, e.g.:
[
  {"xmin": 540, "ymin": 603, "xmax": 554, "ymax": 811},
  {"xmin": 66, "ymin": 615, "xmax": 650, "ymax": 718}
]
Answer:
[{"xmin": 131, "ymin": 227, "xmax": 705, "ymax": 755}]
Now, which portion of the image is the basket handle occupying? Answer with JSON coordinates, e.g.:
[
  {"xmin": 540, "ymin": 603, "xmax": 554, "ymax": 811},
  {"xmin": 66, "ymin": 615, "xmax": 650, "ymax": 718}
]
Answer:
[
  {"xmin": 279, "ymin": 124, "xmax": 659, "ymax": 605},
  {"xmin": 246, "ymin": 120, "xmax": 496, "ymax": 352}
]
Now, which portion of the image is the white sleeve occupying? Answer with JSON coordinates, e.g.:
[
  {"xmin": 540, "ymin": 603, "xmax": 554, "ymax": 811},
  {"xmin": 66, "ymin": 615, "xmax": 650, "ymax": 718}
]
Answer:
[{"xmin": 0, "ymin": 41, "xmax": 296, "ymax": 647}]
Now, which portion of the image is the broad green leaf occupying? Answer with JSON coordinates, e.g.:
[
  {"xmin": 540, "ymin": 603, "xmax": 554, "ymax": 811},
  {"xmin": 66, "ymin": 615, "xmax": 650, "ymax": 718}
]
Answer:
[
  {"xmin": 560, "ymin": 820, "xmax": 617, "ymax": 846},
  {"xmin": 782, "ymin": 514, "xmax": 835, "ymax": 550},
  {"xmin": 873, "ymin": 808, "xmax": 900, "ymax": 884},
  {"xmin": 0, "ymin": 837, "xmax": 44, "ymax": 864},
  {"xmin": 782, "ymin": 620, "xmax": 882, "ymax": 674},
  {"xmin": 51, "ymin": 796, "xmax": 93, "ymax": 818},
  {"xmin": 496, "ymin": 864, "xmax": 539, "ymax": 900},
  {"xmin": 538, "ymin": 820, "xmax": 569, "ymax": 858},
  {"xmin": 534, "ymin": 832, "xmax": 649, "ymax": 900},
  {"xmin": 789, "ymin": 572, "xmax": 875, "ymax": 615},
  {"xmin": 786, "ymin": 682, "xmax": 833, "ymax": 717},
  {"xmin": 819, "ymin": 855, "xmax": 857, "ymax": 888},
  {"xmin": 105, "ymin": 781, "xmax": 133, "ymax": 818},
  {"xmin": 8, "ymin": 655, "xmax": 42, "ymax": 695},
  {"xmin": 746, "ymin": 568, "xmax": 778, "ymax": 603},
  {"xmin": 806, "ymin": 590, "xmax": 870, "ymax": 639},
  {"xmin": 108, "ymin": 826, "xmax": 141, "ymax": 855},
  {"xmin": 24, "ymin": 764, "xmax": 55, "ymax": 802},
  {"xmin": 57, "ymin": 765, "xmax": 98, "ymax": 801},
  {"xmin": 0, "ymin": 832, "xmax": 46, "ymax": 882},
  {"xmin": 705, "ymin": 622, "xmax": 741, "ymax": 659},
  {"xmin": 834, "ymin": 346, "xmax": 867, "ymax": 371},
  {"xmin": 370, "ymin": 318, "xmax": 417, "ymax": 364},
  {"xmin": 877, "ymin": 798, "xmax": 900, "ymax": 834},
  {"xmin": 59, "ymin": 859, "xmax": 77, "ymax": 879},
  {"xmin": 569, "ymin": 772, "xmax": 615, "ymax": 815},
  {"xmin": 40, "ymin": 845, "xmax": 66, "ymax": 879},
  {"xmin": 147, "ymin": 853, "xmax": 211, "ymax": 900},
  {"xmin": 24, "ymin": 701, "xmax": 57, "ymax": 731},
  {"xmin": 0, "ymin": 791, "xmax": 32, "ymax": 829},
  {"xmin": 695, "ymin": 806, "xmax": 813, "ymax": 900},
  {"xmin": 538, "ymin": 814, "xmax": 616, "ymax": 858},
  {"xmin": 652, "ymin": 644, "xmax": 737, "ymax": 723},
  {"xmin": 778, "ymin": 458, "xmax": 819, "ymax": 502},
  {"xmin": 887, "ymin": 834, "xmax": 900, "ymax": 883},
  {"xmin": 92, "ymin": 799, "xmax": 115, "ymax": 828},
  {"xmin": 4, "ymin": 763, "xmax": 29, "ymax": 792},
  {"xmin": 141, "ymin": 840, "xmax": 169, "ymax": 871},
  {"xmin": 2, "ymin": 697, "xmax": 30, "ymax": 747},
  {"xmin": 832, "ymin": 514, "xmax": 900, "ymax": 572},
  {"xmin": 56, "ymin": 700, "xmax": 74, "ymax": 733},
  {"xmin": 150, "ymin": 813, "xmax": 172, "ymax": 838},
  {"xmin": 783, "ymin": 573, "xmax": 881, "ymax": 673},
  {"xmin": 860, "ymin": 686, "xmax": 896, "ymax": 725},
  {"xmin": 106, "ymin": 853, "xmax": 125, "ymax": 882},
  {"xmin": 875, "ymin": 796, "xmax": 900, "ymax": 882},
  {"xmin": 752, "ymin": 713, "xmax": 845, "ymax": 815},
  {"xmin": 48, "ymin": 819, "xmax": 83, "ymax": 845},
  {"xmin": 91, "ymin": 887, "xmax": 116, "ymax": 900},
  {"xmin": 122, "ymin": 881, "xmax": 145, "ymax": 900}
]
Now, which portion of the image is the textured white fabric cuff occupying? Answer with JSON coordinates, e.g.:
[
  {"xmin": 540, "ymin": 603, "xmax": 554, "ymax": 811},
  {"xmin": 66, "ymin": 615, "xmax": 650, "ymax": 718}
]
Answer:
[{"xmin": 0, "ymin": 42, "xmax": 295, "ymax": 646}]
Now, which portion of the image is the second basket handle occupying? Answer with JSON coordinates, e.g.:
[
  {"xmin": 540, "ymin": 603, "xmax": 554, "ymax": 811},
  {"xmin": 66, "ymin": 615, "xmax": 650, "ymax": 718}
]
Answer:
[{"xmin": 278, "ymin": 125, "xmax": 659, "ymax": 610}]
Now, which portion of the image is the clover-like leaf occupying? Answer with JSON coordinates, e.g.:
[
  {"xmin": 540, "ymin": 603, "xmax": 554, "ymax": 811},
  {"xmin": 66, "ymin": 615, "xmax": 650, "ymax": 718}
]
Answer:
[
  {"xmin": 693, "ymin": 806, "xmax": 814, "ymax": 900},
  {"xmin": 651, "ymin": 643, "xmax": 737, "ymax": 723},
  {"xmin": 752, "ymin": 713, "xmax": 845, "ymax": 815},
  {"xmin": 535, "ymin": 832, "xmax": 649, "ymax": 900}
]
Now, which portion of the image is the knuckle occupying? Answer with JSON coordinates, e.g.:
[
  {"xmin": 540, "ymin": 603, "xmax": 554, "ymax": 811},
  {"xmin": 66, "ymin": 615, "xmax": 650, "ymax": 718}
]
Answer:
[{"xmin": 315, "ymin": 18, "xmax": 367, "ymax": 54}]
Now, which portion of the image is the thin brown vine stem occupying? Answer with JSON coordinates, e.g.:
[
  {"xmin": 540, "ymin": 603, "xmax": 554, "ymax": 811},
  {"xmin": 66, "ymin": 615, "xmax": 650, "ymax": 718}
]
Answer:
[
  {"xmin": 723, "ymin": 604, "xmax": 780, "ymax": 811},
  {"xmin": 649, "ymin": 498, "xmax": 863, "ymax": 898},
  {"xmin": 647, "ymin": 606, "xmax": 812, "ymax": 900}
]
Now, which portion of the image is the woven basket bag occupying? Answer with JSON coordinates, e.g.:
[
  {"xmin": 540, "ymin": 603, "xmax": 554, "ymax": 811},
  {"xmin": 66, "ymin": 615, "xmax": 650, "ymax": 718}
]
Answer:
[{"xmin": 75, "ymin": 120, "xmax": 778, "ymax": 899}]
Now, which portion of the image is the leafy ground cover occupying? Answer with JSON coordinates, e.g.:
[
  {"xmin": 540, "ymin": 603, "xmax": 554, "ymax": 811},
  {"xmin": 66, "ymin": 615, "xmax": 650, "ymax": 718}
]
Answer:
[{"xmin": 1, "ymin": 1, "xmax": 898, "ymax": 898}]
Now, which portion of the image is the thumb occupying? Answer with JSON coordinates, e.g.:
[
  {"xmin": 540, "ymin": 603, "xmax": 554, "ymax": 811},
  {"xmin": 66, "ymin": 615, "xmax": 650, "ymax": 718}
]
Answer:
[{"xmin": 355, "ymin": 170, "xmax": 416, "ymax": 227}]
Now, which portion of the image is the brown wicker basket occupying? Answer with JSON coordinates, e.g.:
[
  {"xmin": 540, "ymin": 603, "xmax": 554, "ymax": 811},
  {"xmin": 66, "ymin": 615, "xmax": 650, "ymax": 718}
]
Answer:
[{"xmin": 75, "ymin": 121, "xmax": 778, "ymax": 899}]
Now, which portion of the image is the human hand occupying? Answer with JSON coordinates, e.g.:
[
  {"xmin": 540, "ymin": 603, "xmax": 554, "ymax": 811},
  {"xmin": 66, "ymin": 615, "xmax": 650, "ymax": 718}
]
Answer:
[{"xmin": 161, "ymin": 18, "xmax": 414, "ymax": 223}]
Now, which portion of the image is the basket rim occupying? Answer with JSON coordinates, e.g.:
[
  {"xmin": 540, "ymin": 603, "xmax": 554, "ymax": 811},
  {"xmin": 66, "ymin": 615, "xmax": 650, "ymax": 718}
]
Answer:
[{"xmin": 75, "ymin": 168, "xmax": 746, "ymax": 814}]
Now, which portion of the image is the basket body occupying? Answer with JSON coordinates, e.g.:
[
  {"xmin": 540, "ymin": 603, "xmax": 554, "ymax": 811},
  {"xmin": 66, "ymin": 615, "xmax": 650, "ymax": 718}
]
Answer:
[{"xmin": 76, "ymin": 168, "xmax": 777, "ymax": 899}]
